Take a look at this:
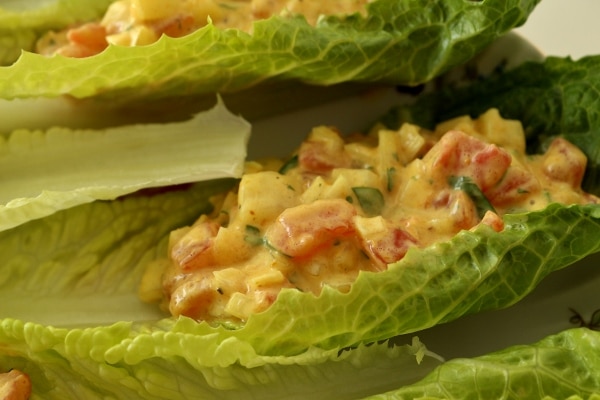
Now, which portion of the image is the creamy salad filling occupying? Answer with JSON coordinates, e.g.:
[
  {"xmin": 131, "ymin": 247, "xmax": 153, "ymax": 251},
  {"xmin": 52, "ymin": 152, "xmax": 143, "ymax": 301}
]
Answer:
[
  {"xmin": 36, "ymin": 0, "xmax": 371, "ymax": 57},
  {"xmin": 144, "ymin": 109, "xmax": 599, "ymax": 324}
]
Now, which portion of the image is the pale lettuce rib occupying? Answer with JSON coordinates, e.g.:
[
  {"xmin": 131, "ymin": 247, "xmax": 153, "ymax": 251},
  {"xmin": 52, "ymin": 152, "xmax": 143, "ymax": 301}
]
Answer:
[{"xmin": 0, "ymin": 99, "xmax": 250, "ymax": 232}]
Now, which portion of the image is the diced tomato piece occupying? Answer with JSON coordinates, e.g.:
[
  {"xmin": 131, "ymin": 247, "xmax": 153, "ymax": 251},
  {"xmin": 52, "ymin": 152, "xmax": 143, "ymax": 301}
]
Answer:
[
  {"xmin": 167, "ymin": 272, "xmax": 220, "ymax": 320},
  {"xmin": 355, "ymin": 218, "xmax": 417, "ymax": 268},
  {"xmin": 67, "ymin": 23, "xmax": 108, "ymax": 47},
  {"xmin": 264, "ymin": 199, "xmax": 356, "ymax": 258},
  {"xmin": 170, "ymin": 221, "xmax": 220, "ymax": 271},
  {"xmin": 447, "ymin": 189, "xmax": 481, "ymax": 231},
  {"xmin": 430, "ymin": 189, "xmax": 480, "ymax": 231},
  {"xmin": 424, "ymin": 130, "xmax": 512, "ymax": 191},
  {"xmin": 298, "ymin": 127, "xmax": 350, "ymax": 174},
  {"xmin": 542, "ymin": 137, "xmax": 587, "ymax": 188},
  {"xmin": 478, "ymin": 210, "xmax": 504, "ymax": 232},
  {"xmin": 61, "ymin": 23, "xmax": 109, "ymax": 57},
  {"xmin": 0, "ymin": 369, "xmax": 31, "ymax": 400},
  {"xmin": 485, "ymin": 164, "xmax": 541, "ymax": 206},
  {"xmin": 154, "ymin": 15, "xmax": 197, "ymax": 38}
]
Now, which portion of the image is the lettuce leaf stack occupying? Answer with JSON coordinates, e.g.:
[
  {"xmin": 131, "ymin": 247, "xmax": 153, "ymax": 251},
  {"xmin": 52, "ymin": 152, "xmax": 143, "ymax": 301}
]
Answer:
[{"xmin": 2, "ymin": 0, "xmax": 600, "ymax": 399}]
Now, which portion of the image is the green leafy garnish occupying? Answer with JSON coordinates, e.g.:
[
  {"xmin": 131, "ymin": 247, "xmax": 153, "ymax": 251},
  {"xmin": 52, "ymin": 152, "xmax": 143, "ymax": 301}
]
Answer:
[
  {"xmin": 278, "ymin": 155, "xmax": 299, "ymax": 175},
  {"xmin": 244, "ymin": 224, "xmax": 263, "ymax": 246},
  {"xmin": 448, "ymin": 175, "xmax": 496, "ymax": 218},
  {"xmin": 352, "ymin": 186, "xmax": 385, "ymax": 216},
  {"xmin": 386, "ymin": 167, "xmax": 397, "ymax": 192}
]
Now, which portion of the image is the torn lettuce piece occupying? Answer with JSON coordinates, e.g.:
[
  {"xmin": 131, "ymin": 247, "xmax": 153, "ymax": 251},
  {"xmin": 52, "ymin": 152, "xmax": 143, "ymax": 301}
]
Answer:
[
  {"xmin": 363, "ymin": 328, "xmax": 600, "ymax": 400},
  {"xmin": 0, "ymin": 0, "xmax": 540, "ymax": 102},
  {"xmin": 0, "ymin": 98, "xmax": 249, "ymax": 232}
]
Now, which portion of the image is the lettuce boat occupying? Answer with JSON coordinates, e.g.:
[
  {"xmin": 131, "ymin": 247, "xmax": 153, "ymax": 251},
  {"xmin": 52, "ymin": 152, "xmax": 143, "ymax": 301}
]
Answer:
[
  {"xmin": 2, "ymin": 52, "xmax": 600, "ymax": 398},
  {"xmin": 0, "ymin": 0, "xmax": 540, "ymax": 119}
]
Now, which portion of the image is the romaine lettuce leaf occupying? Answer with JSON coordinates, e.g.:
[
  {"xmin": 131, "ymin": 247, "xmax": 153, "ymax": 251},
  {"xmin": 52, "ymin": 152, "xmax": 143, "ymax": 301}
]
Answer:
[
  {"xmin": 0, "ymin": 98, "xmax": 249, "ymax": 232},
  {"xmin": 0, "ymin": 0, "xmax": 540, "ymax": 103},
  {"xmin": 0, "ymin": 180, "xmax": 234, "ymax": 326},
  {"xmin": 363, "ymin": 328, "xmax": 600, "ymax": 400},
  {"xmin": 0, "ymin": 325, "xmax": 441, "ymax": 400}
]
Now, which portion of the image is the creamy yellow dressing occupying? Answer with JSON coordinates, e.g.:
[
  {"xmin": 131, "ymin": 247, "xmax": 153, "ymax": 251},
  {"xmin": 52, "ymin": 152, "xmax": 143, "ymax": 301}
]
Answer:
[
  {"xmin": 145, "ymin": 109, "xmax": 598, "ymax": 324},
  {"xmin": 36, "ymin": 0, "xmax": 371, "ymax": 57}
]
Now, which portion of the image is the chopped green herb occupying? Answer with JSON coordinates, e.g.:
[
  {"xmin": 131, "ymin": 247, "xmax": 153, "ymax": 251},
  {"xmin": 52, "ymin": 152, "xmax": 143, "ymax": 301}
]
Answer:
[
  {"xmin": 386, "ymin": 167, "xmax": 397, "ymax": 192},
  {"xmin": 263, "ymin": 239, "xmax": 292, "ymax": 258},
  {"xmin": 244, "ymin": 225, "xmax": 263, "ymax": 246},
  {"xmin": 278, "ymin": 155, "xmax": 299, "ymax": 175},
  {"xmin": 448, "ymin": 176, "xmax": 496, "ymax": 219},
  {"xmin": 352, "ymin": 187, "xmax": 385, "ymax": 217}
]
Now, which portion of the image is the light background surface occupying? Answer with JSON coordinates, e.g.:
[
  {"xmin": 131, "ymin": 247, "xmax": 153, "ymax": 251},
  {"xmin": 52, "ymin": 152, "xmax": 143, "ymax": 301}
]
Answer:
[{"xmin": 515, "ymin": 0, "xmax": 600, "ymax": 58}]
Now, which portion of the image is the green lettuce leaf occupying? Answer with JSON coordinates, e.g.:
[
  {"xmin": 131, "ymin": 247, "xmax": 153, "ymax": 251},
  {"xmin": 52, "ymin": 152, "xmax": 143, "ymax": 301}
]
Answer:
[
  {"xmin": 199, "ymin": 203, "xmax": 600, "ymax": 355},
  {"xmin": 0, "ymin": 183, "xmax": 443, "ymax": 398},
  {"xmin": 0, "ymin": 0, "xmax": 540, "ymax": 103},
  {"xmin": 363, "ymin": 328, "xmax": 600, "ymax": 400},
  {"xmin": 0, "ymin": 326, "xmax": 441, "ymax": 400},
  {"xmin": 0, "ymin": 0, "xmax": 113, "ymax": 65},
  {"xmin": 1, "ymin": 183, "xmax": 599, "ymax": 398},
  {"xmin": 0, "ymin": 98, "xmax": 249, "ymax": 232}
]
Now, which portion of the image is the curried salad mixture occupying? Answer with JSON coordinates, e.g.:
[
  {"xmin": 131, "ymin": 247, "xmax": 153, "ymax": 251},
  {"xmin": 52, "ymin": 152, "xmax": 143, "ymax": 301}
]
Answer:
[
  {"xmin": 147, "ymin": 109, "xmax": 599, "ymax": 324},
  {"xmin": 36, "ymin": 0, "xmax": 371, "ymax": 57}
]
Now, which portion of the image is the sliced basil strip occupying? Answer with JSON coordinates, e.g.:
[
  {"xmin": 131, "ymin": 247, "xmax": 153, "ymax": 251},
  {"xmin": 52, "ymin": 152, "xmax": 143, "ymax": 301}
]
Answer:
[
  {"xmin": 352, "ymin": 187, "xmax": 385, "ymax": 217},
  {"xmin": 278, "ymin": 155, "xmax": 299, "ymax": 175},
  {"xmin": 244, "ymin": 225, "xmax": 263, "ymax": 246},
  {"xmin": 448, "ymin": 175, "xmax": 496, "ymax": 219}
]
